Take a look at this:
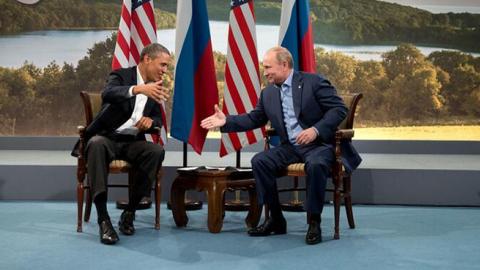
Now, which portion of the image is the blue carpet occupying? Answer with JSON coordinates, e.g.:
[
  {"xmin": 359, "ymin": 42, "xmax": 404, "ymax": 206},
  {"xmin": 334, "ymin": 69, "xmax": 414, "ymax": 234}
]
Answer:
[{"xmin": 0, "ymin": 202, "xmax": 479, "ymax": 270}]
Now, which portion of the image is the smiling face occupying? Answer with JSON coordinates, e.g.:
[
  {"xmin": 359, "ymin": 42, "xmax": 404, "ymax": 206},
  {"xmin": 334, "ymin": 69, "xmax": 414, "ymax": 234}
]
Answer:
[
  {"xmin": 143, "ymin": 52, "xmax": 171, "ymax": 82},
  {"xmin": 262, "ymin": 49, "xmax": 292, "ymax": 85}
]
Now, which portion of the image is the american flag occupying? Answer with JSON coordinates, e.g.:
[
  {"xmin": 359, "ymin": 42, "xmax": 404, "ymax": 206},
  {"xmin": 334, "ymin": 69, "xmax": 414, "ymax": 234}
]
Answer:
[
  {"xmin": 220, "ymin": 0, "xmax": 265, "ymax": 157},
  {"xmin": 112, "ymin": 0, "xmax": 168, "ymax": 145}
]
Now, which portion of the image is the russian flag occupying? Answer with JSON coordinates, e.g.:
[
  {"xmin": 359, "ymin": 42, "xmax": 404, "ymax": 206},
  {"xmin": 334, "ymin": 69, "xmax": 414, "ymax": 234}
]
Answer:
[
  {"xmin": 278, "ymin": 0, "xmax": 316, "ymax": 72},
  {"xmin": 171, "ymin": 0, "xmax": 219, "ymax": 154}
]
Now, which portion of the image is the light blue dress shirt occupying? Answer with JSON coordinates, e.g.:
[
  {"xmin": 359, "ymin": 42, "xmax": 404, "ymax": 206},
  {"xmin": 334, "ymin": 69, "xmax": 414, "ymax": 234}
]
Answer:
[{"xmin": 279, "ymin": 70, "xmax": 303, "ymax": 145}]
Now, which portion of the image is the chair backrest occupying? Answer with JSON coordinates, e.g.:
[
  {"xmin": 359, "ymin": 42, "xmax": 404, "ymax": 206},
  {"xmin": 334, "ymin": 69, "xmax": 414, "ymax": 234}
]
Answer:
[
  {"xmin": 80, "ymin": 91, "xmax": 102, "ymax": 126},
  {"xmin": 338, "ymin": 93, "xmax": 363, "ymax": 130}
]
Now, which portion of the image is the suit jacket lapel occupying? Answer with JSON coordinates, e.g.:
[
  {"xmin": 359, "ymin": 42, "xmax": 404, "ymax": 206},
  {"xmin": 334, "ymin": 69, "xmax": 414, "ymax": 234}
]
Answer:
[
  {"xmin": 270, "ymin": 85, "xmax": 289, "ymax": 141},
  {"xmin": 292, "ymin": 72, "xmax": 303, "ymax": 120},
  {"xmin": 129, "ymin": 67, "xmax": 138, "ymax": 111},
  {"xmin": 143, "ymin": 99, "xmax": 155, "ymax": 115}
]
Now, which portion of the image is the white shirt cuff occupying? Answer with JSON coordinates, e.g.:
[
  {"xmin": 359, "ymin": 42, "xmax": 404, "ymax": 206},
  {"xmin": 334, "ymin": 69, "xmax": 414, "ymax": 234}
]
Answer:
[
  {"xmin": 312, "ymin": 127, "xmax": 319, "ymax": 136},
  {"xmin": 128, "ymin": 86, "xmax": 134, "ymax": 97}
]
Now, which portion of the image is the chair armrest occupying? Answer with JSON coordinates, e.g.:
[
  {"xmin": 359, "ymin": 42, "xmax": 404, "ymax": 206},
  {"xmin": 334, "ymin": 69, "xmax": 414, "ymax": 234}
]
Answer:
[
  {"xmin": 75, "ymin": 126, "xmax": 86, "ymax": 160},
  {"xmin": 145, "ymin": 127, "xmax": 164, "ymax": 145},
  {"xmin": 77, "ymin": 125, "xmax": 85, "ymax": 137},
  {"xmin": 266, "ymin": 128, "xmax": 277, "ymax": 137},
  {"xmin": 336, "ymin": 129, "xmax": 354, "ymax": 140}
]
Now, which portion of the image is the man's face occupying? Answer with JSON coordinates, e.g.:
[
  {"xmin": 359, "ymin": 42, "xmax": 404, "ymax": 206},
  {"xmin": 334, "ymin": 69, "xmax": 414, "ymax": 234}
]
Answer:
[
  {"xmin": 144, "ymin": 52, "xmax": 171, "ymax": 82},
  {"xmin": 262, "ymin": 51, "xmax": 290, "ymax": 85}
]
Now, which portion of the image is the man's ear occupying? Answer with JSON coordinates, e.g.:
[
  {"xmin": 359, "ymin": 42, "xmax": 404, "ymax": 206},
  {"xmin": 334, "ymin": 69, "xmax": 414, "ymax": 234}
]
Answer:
[{"xmin": 143, "ymin": 55, "xmax": 152, "ymax": 64}]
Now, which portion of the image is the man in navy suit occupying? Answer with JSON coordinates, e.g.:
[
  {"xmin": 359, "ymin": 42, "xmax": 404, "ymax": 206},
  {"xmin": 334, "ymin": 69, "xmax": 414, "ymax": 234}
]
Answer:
[
  {"xmin": 73, "ymin": 43, "xmax": 170, "ymax": 245},
  {"xmin": 201, "ymin": 46, "xmax": 361, "ymax": 245}
]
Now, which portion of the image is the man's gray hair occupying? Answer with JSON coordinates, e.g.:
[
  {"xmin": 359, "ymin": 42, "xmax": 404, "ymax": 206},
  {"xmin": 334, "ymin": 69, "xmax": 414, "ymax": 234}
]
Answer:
[
  {"xmin": 140, "ymin": 43, "xmax": 170, "ymax": 61},
  {"xmin": 267, "ymin": 46, "xmax": 294, "ymax": 68}
]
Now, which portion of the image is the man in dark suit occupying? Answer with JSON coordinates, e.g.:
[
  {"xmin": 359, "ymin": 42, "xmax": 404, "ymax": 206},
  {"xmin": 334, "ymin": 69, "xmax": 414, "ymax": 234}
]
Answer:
[
  {"xmin": 73, "ymin": 43, "xmax": 170, "ymax": 245},
  {"xmin": 201, "ymin": 46, "xmax": 361, "ymax": 245}
]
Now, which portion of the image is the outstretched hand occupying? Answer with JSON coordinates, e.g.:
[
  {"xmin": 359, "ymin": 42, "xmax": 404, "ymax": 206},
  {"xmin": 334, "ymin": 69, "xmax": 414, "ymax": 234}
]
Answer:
[
  {"xmin": 133, "ymin": 81, "xmax": 169, "ymax": 104},
  {"xmin": 200, "ymin": 105, "xmax": 226, "ymax": 130}
]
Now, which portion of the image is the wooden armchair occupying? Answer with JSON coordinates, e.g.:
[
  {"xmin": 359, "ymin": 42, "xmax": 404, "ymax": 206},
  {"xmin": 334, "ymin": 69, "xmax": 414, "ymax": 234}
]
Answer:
[
  {"xmin": 75, "ymin": 91, "xmax": 162, "ymax": 232},
  {"xmin": 265, "ymin": 93, "xmax": 363, "ymax": 239}
]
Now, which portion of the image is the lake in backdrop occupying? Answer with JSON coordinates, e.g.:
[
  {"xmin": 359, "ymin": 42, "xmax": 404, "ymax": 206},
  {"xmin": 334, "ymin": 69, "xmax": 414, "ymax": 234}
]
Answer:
[{"xmin": 0, "ymin": 21, "xmax": 478, "ymax": 68}]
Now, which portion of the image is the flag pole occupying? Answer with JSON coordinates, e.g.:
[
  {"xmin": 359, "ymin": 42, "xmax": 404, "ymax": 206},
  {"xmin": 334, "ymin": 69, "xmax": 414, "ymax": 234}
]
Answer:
[
  {"xmin": 224, "ymin": 150, "xmax": 250, "ymax": 211},
  {"xmin": 182, "ymin": 142, "xmax": 203, "ymax": 210},
  {"xmin": 168, "ymin": 142, "xmax": 203, "ymax": 211}
]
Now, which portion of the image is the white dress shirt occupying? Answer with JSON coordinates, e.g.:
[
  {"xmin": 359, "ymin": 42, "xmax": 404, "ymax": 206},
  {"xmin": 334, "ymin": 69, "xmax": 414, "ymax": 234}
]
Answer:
[{"xmin": 115, "ymin": 68, "xmax": 148, "ymax": 135}]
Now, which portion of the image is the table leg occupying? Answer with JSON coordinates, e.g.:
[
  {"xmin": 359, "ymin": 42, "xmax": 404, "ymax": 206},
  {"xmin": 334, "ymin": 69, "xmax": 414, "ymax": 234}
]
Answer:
[
  {"xmin": 206, "ymin": 183, "xmax": 225, "ymax": 233},
  {"xmin": 170, "ymin": 177, "xmax": 188, "ymax": 227}
]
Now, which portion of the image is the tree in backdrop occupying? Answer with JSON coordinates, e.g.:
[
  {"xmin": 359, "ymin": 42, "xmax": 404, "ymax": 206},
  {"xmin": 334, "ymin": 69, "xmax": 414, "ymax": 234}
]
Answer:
[
  {"xmin": 428, "ymin": 51, "xmax": 480, "ymax": 117},
  {"xmin": 1, "ymin": 38, "xmax": 479, "ymax": 135},
  {"xmin": 381, "ymin": 44, "xmax": 444, "ymax": 123}
]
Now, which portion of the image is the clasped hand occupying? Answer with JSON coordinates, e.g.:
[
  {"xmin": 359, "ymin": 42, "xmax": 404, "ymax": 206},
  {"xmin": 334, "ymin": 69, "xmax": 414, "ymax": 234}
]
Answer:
[
  {"xmin": 133, "ymin": 80, "xmax": 169, "ymax": 104},
  {"xmin": 135, "ymin": 116, "xmax": 153, "ymax": 131},
  {"xmin": 295, "ymin": 128, "xmax": 318, "ymax": 145}
]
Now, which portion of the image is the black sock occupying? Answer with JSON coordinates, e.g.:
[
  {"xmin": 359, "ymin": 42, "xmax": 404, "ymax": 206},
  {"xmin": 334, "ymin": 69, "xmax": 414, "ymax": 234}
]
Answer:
[
  {"xmin": 310, "ymin": 213, "xmax": 321, "ymax": 223},
  {"xmin": 269, "ymin": 202, "xmax": 284, "ymax": 221},
  {"xmin": 94, "ymin": 192, "xmax": 109, "ymax": 223},
  {"xmin": 126, "ymin": 192, "xmax": 143, "ymax": 213}
]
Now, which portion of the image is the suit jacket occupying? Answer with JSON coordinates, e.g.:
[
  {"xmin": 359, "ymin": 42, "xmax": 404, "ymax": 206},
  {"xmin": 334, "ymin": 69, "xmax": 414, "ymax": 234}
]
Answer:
[
  {"xmin": 71, "ymin": 66, "xmax": 163, "ymax": 157},
  {"xmin": 221, "ymin": 71, "xmax": 361, "ymax": 173}
]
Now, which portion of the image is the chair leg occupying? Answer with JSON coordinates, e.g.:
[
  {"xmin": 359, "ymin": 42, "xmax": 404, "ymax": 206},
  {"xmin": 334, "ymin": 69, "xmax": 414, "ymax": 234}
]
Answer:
[
  {"xmin": 245, "ymin": 187, "xmax": 261, "ymax": 229},
  {"xmin": 343, "ymin": 175, "xmax": 355, "ymax": 229},
  {"xmin": 84, "ymin": 188, "xmax": 92, "ymax": 222},
  {"xmin": 154, "ymin": 170, "xmax": 162, "ymax": 230},
  {"xmin": 77, "ymin": 181, "xmax": 84, "ymax": 233},
  {"xmin": 333, "ymin": 173, "xmax": 341, "ymax": 240}
]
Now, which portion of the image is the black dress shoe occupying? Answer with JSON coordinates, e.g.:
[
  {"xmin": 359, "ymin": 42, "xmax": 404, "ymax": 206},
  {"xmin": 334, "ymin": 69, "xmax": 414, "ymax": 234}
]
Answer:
[
  {"xmin": 99, "ymin": 219, "xmax": 119, "ymax": 245},
  {"xmin": 305, "ymin": 220, "xmax": 322, "ymax": 245},
  {"xmin": 118, "ymin": 210, "xmax": 135, "ymax": 235},
  {"xmin": 248, "ymin": 218, "xmax": 287, "ymax": 236}
]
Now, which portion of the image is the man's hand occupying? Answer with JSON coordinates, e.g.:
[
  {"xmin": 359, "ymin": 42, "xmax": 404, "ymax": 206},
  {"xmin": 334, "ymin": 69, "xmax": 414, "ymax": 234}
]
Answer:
[
  {"xmin": 200, "ymin": 105, "xmax": 226, "ymax": 130},
  {"xmin": 296, "ymin": 128, "xmax": 318, "ymax": 145},
  {"xmin": 133, "ymin": 81, "xmax": 169, "ymax": 104},
  {"xmin": 135, "ymin": 116, "xmax": 153, "ymax": 131}
]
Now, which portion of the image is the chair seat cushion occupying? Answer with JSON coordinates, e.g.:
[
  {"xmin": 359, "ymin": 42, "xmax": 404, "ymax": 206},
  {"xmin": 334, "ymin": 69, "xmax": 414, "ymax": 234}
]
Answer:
[
  {"xmin": 285, "ymin": 162, "xmax": 346, "ymax": 176},
  {"xmin": 286, "ymin": 163, "xmax": 305, "ymax": 176},
  {"xmin": 109, "ymin": 160, "xmax": 131, "ymax": 173}
]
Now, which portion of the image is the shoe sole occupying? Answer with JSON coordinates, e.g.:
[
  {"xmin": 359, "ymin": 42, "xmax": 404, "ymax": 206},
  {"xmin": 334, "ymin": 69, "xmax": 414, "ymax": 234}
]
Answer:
[
  {"xmin": 101, "ymin": 238, "xmax": 119, "ymax": 245},
  {"xmin": 248, "ymin": 230, "xmax": 287, "ymax": 237},
  {"xmin": 305, "ymin": 237, "xmax": 322, "ymax": 245}
]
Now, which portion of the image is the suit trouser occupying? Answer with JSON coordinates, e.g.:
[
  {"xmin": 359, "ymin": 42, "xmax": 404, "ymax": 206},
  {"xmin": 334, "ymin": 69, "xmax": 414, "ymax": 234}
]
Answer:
[
  {"xmin": 86, "ymin": 135, "xmax": 165, "ymax": 202},
  {"xmin": 251, "ymin": 143, "xmax": 334, "ymax": 214}
]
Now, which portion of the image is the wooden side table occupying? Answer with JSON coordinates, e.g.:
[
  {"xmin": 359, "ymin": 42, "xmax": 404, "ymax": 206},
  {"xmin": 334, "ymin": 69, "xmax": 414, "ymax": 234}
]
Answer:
[{"xmin": 170, "ymin": 168, "xmax": 261, "ymax": 233}]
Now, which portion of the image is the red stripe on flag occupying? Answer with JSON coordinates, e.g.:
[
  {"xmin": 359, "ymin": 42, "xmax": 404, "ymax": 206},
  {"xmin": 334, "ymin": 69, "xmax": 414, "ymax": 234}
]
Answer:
[
  {"xmin": 220, "ymin": 106, "xmax": 242, "ymax": 157},
  {"xmin": 112, "ymin": 57, "xmax": 121, "ymax": 71},
  {"xmin": 142, "ymin": 2, "xmax": 157, "ymax": 34},
  {"xmin": 131, "ymin": 12, "xmax": 152, "ymax": 47},
  {"xmin": 300, "ymin": 21, "xmax": 316, "ymax": 73},
  {"xmin": 233, "ymin": 7, "xmax": 260, "ymax": 81},
  {"xmin": 224, "ymin": 66, "xmax": 248, "ymax": 114},
  {"xmin": 129, "ymin": 38, "xmax": 140, "ymax": 63},
  {"xmin": 227, "ymin": 30, "xmax": 258, "ymax": 107},
  {"xmin": 117, "ymin": 31, "xmax": 130, "ymax": 59},
  {"xmin": 121, "ymin": 3, "xmax": 131, "ymax": 24},
  {"xmin": 220, "ymin": 141, "xmax": 227, "ymax": 156}
]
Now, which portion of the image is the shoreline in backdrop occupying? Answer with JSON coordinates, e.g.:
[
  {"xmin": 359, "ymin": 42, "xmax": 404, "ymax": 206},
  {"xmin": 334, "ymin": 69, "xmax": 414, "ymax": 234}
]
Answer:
[{"xmin": 0, "ymin": 21, "xmax": 479, "ymax": 68}]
